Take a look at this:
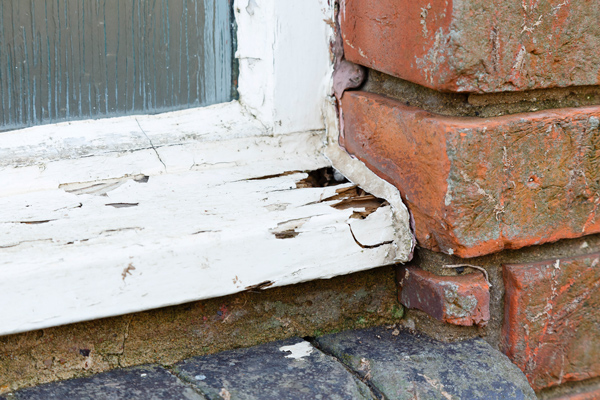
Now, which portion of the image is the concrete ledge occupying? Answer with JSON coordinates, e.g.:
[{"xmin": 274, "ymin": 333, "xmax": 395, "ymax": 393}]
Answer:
[{"xmin": 0, "ymin": 266, "xmax": 404, "ymax": 394}]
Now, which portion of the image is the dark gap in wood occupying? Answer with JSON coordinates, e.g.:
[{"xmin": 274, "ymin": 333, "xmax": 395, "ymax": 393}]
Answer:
[
  {"xmin": 322, "ymin": 185, "xmax": 389, "ymax": 219},
  {"xmin": 295, "ymin": 167, "xmax": 349, "ymax": 188},
  {"xmin": 273, "ymin": 230, "xmax": 300, "ymax": 239},
  {"xmin": 244, "ymin": 280, "xmax": 274, "ymax": 292},
  {"xmin": 134, "ymin": 175, "xmax": 150, "ymax": 183}
]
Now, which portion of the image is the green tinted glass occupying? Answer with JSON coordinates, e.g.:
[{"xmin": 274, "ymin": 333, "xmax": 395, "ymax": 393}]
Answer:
[{"xmin": 0, "ymin": 0, "xmax": 233, "ymax": 131}]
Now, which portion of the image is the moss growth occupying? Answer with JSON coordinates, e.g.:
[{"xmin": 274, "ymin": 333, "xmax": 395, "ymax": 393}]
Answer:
[{"xmin": 391, "ymin": 305, "xmax": 405, "ymax": 320}]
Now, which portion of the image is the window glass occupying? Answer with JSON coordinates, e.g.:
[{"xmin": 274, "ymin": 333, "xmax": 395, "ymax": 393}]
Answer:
[{"xmin": 0, "ymin": 0, "xmax": 233, "ymax": 132}]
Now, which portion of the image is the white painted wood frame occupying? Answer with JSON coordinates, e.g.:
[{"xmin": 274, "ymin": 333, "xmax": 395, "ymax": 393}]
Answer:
[{"xmin": 0, "ymin": 0, "xmax": 413, "ymax": 336}]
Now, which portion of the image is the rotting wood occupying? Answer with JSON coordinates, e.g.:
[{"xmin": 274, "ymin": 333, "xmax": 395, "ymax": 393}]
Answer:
[
  {"xmin": 323, "ymin": 91, "xmax": 415, "ymax": 262},
  {"xmin": 320, "ymin": 185, "xmax": 390, "ymax": 219}
]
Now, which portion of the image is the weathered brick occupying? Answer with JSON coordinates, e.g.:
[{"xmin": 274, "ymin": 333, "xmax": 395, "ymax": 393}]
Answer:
[
  {"xmin": 398, "ymin": 266, "xmax": 490, "ymax": 327},
  {"xmin": 340, "ymin": 0, "xmax": 600, "ymax": 93},
  {"xmin": 501, "ymin": 253, "xmax": 600, "ymax": 390},
  {"xmin": 341, "ymin": 90, "xmax": 600, "ymax": 258}
]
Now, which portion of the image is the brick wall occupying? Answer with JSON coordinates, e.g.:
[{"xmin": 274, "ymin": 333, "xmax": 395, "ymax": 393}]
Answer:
[{"xmin": 337, "ymin": 0, "xmax": 600, "ymax": 397}]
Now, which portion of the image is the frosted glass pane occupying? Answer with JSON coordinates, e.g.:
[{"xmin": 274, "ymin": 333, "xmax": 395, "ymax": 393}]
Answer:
[{"xmin": 0, "ymin": 0, "xmax": 233, "ymax": 131}]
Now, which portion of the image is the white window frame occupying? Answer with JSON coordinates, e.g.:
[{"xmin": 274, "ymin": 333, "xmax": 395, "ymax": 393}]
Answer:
[{"xmin": 0, "ymin": 0, "xmax": 412, "ymax": 336}]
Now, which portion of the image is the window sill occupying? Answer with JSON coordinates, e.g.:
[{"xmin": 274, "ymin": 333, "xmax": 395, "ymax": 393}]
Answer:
[{"xmin": 0, "ymin": 101, "xmax": 401, "ymax": 336}]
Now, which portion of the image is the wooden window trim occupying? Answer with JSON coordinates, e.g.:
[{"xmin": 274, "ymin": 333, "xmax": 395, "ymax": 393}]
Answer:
[{"xmin": 0, "ymin": 0, "xmax": 412, "ymax": 336}]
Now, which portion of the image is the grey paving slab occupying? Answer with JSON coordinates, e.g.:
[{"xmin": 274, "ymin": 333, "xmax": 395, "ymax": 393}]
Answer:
[
  {"xmin": 315, "ymin": 327, "xmax": 537, "ymax": 400},
  {"xmin": 5, "ymin": 365, "xmax": 205, "ymax": 400},
  {"xmin": 174, "ymin": 337, "xmax": 375, "ymax": 400}
]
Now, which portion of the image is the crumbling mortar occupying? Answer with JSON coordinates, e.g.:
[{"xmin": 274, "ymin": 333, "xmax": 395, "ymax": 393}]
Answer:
[{"xmin": 364, "ymin": 69, "xmax": 600, "ymax": 119}]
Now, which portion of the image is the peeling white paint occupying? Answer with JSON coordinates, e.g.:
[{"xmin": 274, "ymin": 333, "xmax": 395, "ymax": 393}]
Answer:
[
  {"xmin": 279, "ymin": 342, "xmax": 314, "ymax": 359},
  {"xmin": 235, "ymin": 0, "xmax": 332, "ymax": 134},
  {"xmin": 0, "ymin": 0, "xmax": 415, "ymax": 336},
  {"xmin": 323, "ymin": 97, "xmax": 414, "ymax": 262},
  {"xmin": 0, "ymin": 115, "xmax": 403, "ymax": 335},
  {"xmin": 320, "ymin": 0, "xmax": 412, "ymax": 259}
]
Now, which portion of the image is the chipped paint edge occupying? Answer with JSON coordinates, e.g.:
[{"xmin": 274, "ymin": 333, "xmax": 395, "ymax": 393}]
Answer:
[
  {"xmin": 323, "ymin": 99, "xmax": 415, "ymax": 263},
  {"xmin": 320, "ymin": 3, "xmax": 414, "ymax": 262}
]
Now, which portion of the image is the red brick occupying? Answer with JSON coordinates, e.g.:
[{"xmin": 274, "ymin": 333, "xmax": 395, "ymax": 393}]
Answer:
[
  {"xmin": 340, "ymin": 0, "xmax": 600, "ymax": 93},
  {"xmin": 501, "ymin": 253, "xmax": 600, "ymax": 390},
  {"xmin": 341, "ymin": 91, "xmax": 600, "ymax": 258},
  {"xmin": 398, "ymin": 266, "xmax": 490, "ymax": 327}
]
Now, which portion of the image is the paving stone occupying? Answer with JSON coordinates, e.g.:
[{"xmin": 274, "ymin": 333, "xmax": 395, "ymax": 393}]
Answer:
[
  {"xmin": 502, "ymin": 253, "xmax": 600, "ymax": 390},
  {"xmin": 5, "ymin": 365, "xmax": 204, "ymax": 400},
  {"xmin": 316, "ymin": 326, "xmax": 536, "ymax": 400},
  {"xmin": 341, "ymin": 90, "xmax": 600, "ymax": 258},
  {"xmin": 339, "ymin": 0, "xmax": 600, "ymax": 93},
  {"xmin": 174, "ymin": 337, "xmax": 375, "ymax": 400},
  {"xmin": 398, "ymin": 267, "xmax": 490, "ymax": 327}
]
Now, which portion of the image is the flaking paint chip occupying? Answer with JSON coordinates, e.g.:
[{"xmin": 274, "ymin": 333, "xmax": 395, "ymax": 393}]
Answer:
[{"xmin": 279, "ymin": 341, "xmax": 313, "ymax": 359}]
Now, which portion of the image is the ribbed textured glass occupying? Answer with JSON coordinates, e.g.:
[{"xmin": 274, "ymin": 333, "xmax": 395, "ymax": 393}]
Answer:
[{"xmin": 0, "ymin": 0, "xmax": 233, "ymax": 131}]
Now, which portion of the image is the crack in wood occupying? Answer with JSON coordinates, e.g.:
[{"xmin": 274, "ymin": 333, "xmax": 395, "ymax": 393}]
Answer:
[
  {"xmin": 53, "ymin": 203, "xmax": 83, "ymax": 212},
  {"xmin": 136, "ymin": 118, "xmax": 167, "ymax": 172},
  {"xmin": 0, "ymin": 239, "xmax": 54, "ymax": 249},
  {"xmin": 246, "ymin": 170, "xmax": 304, "ymax": 181},
  {"xmin": 191, "ymin": 230, "xmax": 220, "ymax": 235},
  {"xmin": 348, "ymin": 223, "xmax": 394, "ymax": 249},
  {"xmin": 244, "ymin": 280, "xmax": 274, "ymax": 292},
  {"xmin": 245, "ymin": 167, "xmax": 349, "ymax": 189},
  {"xmin": 100, "ymin": 227, "xmax": 144, "ymax": 235}
]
